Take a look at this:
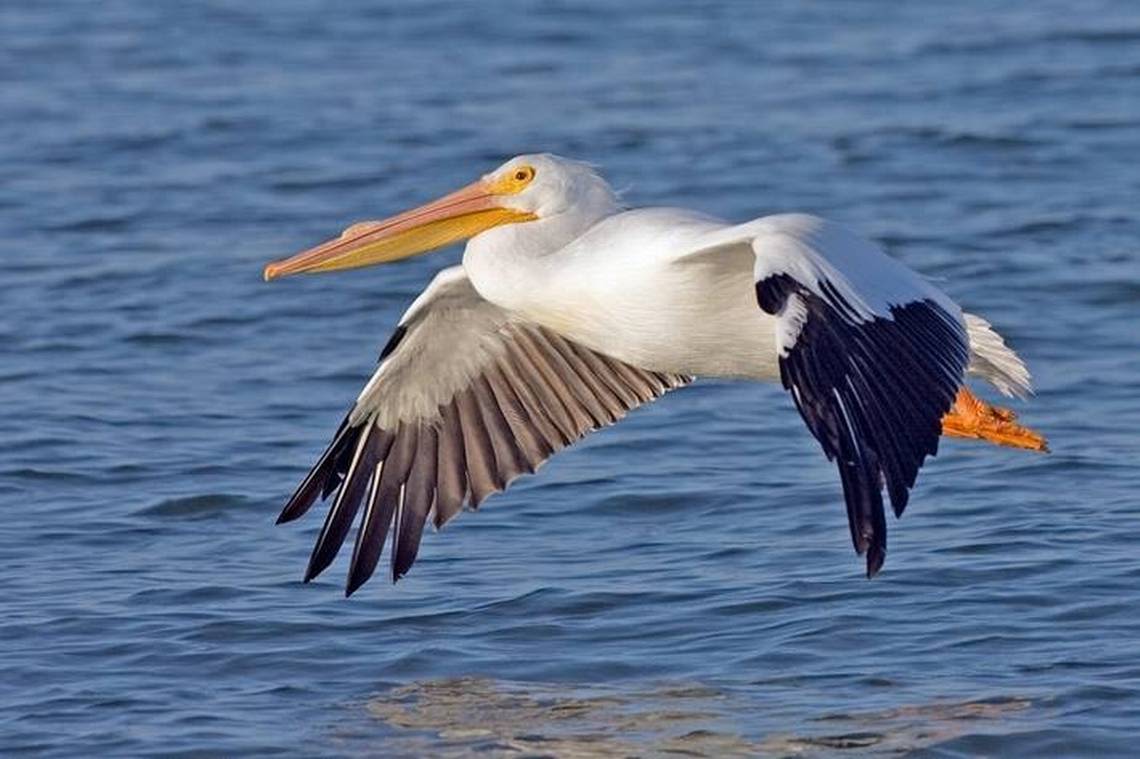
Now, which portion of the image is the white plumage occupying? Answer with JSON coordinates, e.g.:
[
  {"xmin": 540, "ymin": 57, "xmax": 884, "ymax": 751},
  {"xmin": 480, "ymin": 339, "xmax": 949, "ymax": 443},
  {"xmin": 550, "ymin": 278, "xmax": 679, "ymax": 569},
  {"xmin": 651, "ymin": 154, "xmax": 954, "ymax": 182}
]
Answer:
[{"xmin": 264, "ymin": 153, "xmax": 1040, "ymax": 595}]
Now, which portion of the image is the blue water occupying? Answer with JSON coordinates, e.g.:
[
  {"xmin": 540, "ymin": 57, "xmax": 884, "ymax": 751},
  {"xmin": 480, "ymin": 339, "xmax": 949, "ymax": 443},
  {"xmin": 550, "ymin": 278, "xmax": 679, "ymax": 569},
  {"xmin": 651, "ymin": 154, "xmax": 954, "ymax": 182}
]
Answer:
[{"xmin": 3, "ymin": 1, "xmax": 1139, "ymax": 756}]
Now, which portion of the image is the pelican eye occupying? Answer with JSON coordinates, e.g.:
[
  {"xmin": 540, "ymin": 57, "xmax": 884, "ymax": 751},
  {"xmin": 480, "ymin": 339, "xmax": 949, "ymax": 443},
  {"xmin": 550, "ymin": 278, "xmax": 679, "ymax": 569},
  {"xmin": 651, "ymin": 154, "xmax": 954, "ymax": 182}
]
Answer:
[{"xmin": 489, "ymin": 165, "xmax": 536, "ymax": 195}]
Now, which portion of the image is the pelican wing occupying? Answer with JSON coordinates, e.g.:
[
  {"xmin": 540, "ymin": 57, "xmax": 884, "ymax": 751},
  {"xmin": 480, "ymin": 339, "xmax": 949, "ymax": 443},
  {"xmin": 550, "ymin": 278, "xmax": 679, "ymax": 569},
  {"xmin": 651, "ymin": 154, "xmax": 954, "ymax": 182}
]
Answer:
[
  {"xmin": 277, "ymin": 266, "xmax": 690, "ymax": 594},
  {"xmin": 699, "ymin": 214, "xmax": 969, "ymax": 576}
]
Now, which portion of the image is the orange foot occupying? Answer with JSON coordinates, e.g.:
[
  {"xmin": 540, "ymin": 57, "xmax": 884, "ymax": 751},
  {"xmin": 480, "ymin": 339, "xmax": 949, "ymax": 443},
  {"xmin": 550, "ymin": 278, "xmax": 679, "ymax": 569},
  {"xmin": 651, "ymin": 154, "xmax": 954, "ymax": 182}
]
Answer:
[{"xmin": 941, "ymin": 387, "xmax": 1049, "ymax": 452}]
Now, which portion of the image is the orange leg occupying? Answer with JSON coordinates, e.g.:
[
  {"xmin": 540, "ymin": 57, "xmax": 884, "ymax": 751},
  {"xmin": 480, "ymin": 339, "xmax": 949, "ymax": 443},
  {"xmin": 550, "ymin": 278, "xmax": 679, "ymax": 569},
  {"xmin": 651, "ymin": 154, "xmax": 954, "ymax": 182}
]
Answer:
[{"xmin": 941, "ymin": 387, "xmax": 1049, "ymax": 452}]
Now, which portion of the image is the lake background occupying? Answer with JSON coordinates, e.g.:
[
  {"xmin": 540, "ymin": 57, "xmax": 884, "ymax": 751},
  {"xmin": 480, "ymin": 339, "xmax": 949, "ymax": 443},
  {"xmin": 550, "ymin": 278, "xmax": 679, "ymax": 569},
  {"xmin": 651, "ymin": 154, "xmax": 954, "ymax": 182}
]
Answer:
[{"xmin": 2, "ymin": 1, "xmax": 1139, "ymax": 756}]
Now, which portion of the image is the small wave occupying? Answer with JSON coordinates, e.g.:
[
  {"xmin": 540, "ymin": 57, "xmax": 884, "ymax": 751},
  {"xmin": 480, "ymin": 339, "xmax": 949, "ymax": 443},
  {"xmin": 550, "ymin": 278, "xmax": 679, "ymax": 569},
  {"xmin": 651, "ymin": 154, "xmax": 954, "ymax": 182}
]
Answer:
[
  {"xmin": 183, "ymin": 313, "xmax": 259, "ymax": 330},
  {"xmin": 832, "ymin": 126, "xmax": 1045, "ymax": 159},
  {"xmin": 268, "ymin": 172, "xmax": 384, "ymax": 193},
  {"xmin": 123, "ymin": 330, "xmax": 203, "ymax": 347},
  {"xmin": 915, "ymin": 27, "xmax": 1140, "ymax": 57},
  {"xmin": 1044, "ymin": 28, "xmax": 1140, "ymax": 44},
  {"xmin": 1061, "ymin": 117, "xmax": 1140, "ymax": 132},
  {"xmin": 470, "ymin": 586, "xmax": 564, "ymax": 614},
  {"xmin": 139, "ymin": 493, "xmax": 255, "ymax": 519},
  {"xmin": 981, "ymin": 213, "xmax": 1118, "ymax": 239},
  {"xmin": 2, "ymin": 467, "xmax": 92, "ymax": 483},
  {"xmin": 939, "ymin": 132, "xmax": 1043, "ymax": 149},
  {"xmin": 47, "ymin": 215, "xmax": 134, "ymax": 234},
  {"xmin": 580, "ymin": 489, "xmax": 708, "ymax": 516}
]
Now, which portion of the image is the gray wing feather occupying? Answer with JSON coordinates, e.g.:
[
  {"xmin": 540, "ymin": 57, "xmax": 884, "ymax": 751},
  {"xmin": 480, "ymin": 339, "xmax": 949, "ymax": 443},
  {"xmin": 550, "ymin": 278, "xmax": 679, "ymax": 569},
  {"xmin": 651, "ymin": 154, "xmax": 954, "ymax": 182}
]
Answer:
[{"xmin": 277, "ymin": 268, "xmax": 690, "ymax": 594}]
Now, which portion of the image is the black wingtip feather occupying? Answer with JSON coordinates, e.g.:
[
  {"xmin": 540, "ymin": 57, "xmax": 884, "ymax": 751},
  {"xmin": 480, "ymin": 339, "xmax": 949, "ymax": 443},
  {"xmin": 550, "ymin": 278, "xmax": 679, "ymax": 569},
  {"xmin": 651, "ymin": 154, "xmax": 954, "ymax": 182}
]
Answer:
[
  {"xmin": 758, "ymin": 272, "xmax": 968, "ymax": 577},
  {"xmin": 378, "ymin": 324, "xmax": 408, "ymax": 363},
  {"xmin": 866, "ymin": 545, "xmax": 886, "ymax": 578},
  {"xmin": 275, "ymin": 414, "xmax": 358, "ymax": 525},
  {"xmin": 345, "ymin": 426, "xmax": 416, "ymax": 596},
  {"xmin": 303, "ymin": 427, "xmax": 386, "ymax": 585}
]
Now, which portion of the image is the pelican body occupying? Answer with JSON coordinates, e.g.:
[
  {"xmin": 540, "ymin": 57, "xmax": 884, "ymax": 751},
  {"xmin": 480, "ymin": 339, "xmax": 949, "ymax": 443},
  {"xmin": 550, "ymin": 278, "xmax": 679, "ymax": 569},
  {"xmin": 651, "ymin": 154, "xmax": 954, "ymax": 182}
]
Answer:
[{"xmin": 264, "ymin": 154, "xmax": 1045, "ymax": 596}]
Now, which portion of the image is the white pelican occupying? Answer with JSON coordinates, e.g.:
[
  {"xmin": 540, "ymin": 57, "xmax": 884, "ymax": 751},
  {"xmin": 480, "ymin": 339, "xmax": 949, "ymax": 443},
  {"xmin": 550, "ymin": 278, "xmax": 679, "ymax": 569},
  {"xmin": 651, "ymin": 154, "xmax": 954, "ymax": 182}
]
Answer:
[{"xmin": 264, "ymin": 154, "xmax": 1046, "ymax": 596}]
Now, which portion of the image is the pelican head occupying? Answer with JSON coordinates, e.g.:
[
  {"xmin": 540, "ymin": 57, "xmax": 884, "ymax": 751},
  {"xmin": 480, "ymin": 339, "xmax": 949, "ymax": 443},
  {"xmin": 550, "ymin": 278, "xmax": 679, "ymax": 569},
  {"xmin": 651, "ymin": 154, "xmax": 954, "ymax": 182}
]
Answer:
[{"xmin": 263, "ymin": 153, "xmax": 617, "ymax": 281}]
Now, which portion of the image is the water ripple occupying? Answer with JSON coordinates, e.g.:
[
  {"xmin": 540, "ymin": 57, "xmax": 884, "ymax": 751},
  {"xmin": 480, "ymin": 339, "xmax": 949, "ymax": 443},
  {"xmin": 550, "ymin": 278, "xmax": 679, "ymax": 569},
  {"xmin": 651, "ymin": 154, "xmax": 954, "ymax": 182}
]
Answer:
[{"xmin": 3, "ymin": 0, "xmax": 1139, "ymax": 756}]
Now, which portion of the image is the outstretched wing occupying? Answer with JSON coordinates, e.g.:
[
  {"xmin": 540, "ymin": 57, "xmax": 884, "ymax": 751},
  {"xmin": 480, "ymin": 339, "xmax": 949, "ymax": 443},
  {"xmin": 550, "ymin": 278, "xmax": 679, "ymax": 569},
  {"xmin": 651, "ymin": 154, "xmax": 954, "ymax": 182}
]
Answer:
[
  {"xmin": 276, "ymin": 266, "xmax": 690, "ymax": 595},
  {"xmin": 703, "ymin": 214, "xmax": 969, "ymax": 576}
]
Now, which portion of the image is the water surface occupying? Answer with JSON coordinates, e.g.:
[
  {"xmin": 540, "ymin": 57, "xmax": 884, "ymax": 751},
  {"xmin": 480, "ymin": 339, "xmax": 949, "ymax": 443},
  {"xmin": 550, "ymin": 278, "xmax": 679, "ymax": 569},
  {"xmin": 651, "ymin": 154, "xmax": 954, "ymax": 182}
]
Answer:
[{"xmin": 2, "ymin": 1, "xmax": 1139, "ymax": 756}]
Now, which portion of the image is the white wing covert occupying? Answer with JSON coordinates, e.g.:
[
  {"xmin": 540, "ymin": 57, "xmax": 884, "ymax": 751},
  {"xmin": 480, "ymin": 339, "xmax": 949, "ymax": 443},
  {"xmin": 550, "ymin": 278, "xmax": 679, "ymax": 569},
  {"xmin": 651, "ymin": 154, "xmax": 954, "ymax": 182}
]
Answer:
[{"xmin": 276, "ymin": 267, "xmax": 690, "ymax": 595}]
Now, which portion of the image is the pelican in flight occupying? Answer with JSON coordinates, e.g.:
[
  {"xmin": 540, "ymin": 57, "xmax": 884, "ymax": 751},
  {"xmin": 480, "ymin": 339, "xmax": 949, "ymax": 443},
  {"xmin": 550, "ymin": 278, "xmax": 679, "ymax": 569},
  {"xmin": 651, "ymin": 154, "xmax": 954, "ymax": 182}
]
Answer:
[{"xmin": 264, "ymin": 154, "xmax": 1046, "ymax": 596}]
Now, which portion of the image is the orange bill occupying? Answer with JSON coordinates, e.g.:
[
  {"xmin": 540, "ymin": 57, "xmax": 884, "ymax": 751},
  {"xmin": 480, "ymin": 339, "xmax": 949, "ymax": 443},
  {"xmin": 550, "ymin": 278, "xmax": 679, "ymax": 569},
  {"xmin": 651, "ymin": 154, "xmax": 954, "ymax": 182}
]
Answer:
[{"xmin": 264, "ymin": 179, "xmax": 536, "ymax": 281}]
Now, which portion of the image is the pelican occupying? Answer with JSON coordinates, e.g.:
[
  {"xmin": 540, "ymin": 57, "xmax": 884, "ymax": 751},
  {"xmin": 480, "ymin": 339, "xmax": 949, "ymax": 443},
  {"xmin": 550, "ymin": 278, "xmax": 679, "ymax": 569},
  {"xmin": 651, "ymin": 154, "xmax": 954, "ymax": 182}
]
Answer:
[{"xmin": 264, "ymin": 154, "xmax": 1046, "ymax": 596}]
